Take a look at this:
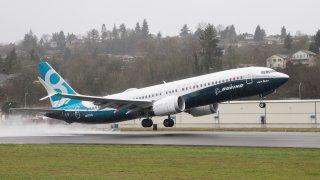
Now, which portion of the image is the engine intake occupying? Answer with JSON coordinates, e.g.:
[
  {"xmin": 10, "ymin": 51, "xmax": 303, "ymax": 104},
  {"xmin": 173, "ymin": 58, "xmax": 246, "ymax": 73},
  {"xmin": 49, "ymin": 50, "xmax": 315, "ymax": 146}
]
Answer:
[
  {"xmin": 153, "ymin": 95, "xmax": 185, "ymax": 116},
  {"xmin": 188, "ymin": 104, "xmax": 219, "ymax": 117}
]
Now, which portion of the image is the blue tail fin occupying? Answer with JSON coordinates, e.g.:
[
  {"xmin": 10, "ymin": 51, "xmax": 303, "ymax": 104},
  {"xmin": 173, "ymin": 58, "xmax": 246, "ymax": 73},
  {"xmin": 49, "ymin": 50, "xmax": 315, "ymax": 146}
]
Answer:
[{"xmin": 38, "ymin": 62, "xmax": 82, "ymax": 109}]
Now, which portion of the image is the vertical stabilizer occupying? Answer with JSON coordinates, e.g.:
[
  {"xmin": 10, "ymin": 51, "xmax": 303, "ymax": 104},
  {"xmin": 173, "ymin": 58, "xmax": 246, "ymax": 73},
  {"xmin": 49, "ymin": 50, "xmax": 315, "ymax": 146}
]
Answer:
[{"xmin": 38, "ymin": 62, "xmax": 82, "ymax": 109}]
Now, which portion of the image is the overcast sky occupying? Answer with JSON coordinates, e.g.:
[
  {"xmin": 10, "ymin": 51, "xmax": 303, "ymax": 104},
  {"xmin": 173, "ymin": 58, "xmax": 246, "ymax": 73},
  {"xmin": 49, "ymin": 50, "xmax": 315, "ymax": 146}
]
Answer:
[{"xmin": 0, "ymin": 0, "xmax": 319, "ymax": 43}]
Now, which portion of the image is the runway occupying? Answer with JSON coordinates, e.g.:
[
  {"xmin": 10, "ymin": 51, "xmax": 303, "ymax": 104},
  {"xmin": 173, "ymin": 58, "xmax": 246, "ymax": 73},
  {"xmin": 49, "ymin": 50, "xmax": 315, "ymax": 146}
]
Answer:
[{"xmin": 0, "ymin": 131, "xmax": 319, "ymax": 148}]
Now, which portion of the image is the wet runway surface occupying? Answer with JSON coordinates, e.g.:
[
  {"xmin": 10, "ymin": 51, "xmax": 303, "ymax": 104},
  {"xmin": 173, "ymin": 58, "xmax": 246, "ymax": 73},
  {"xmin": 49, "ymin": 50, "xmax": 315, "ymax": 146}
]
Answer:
[{"xmin": 0, "ymin": 131, "xmax": 319, "ymax": 148}]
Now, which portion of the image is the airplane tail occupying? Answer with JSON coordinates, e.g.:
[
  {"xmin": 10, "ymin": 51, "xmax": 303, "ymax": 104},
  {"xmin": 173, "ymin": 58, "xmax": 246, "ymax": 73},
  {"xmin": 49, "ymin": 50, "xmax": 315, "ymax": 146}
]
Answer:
[{"xmin": 38, "ymin": 61, "xmax": 83, "ymax": 109}]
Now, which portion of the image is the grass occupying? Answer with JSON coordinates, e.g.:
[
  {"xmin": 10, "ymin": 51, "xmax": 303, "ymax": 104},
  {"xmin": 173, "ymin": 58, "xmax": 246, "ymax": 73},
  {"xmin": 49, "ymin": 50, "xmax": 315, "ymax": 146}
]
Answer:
[
  {"xmin": 0, "ymin": 145, "xmax": 319, "ymax": 179},
  {"xmin": 121, "ymin": 127, "xmax": 320, "ymax": 132}
]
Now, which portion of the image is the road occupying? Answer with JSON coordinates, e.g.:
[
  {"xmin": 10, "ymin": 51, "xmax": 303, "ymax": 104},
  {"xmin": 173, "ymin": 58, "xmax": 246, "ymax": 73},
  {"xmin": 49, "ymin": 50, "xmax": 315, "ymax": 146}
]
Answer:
[{"xmin": 0, "ymin": 131, "xmax": 319, "ymax": 148}]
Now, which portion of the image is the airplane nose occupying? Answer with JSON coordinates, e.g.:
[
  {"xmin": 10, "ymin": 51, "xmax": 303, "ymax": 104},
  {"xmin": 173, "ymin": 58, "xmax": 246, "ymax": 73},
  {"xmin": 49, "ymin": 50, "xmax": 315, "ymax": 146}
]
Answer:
[{"xmin": 277, "ymin": 72, "xmax": 289, "ymax": 84}]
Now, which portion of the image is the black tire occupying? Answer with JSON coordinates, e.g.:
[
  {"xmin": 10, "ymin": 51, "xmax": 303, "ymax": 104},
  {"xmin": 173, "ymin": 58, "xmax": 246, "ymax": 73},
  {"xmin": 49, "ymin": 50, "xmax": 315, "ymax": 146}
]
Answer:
[
  {"xmin": 142, "ymin": 119, "xmax": 153, "ymax": 128},
  {"xmin": 163, "ymin": 119, "xmax": 170, "ymax": 127},
  {"xmin": 168, "ymin": 118, "xmax": 175, "ymax": 127},
  {"xmin": 163, "ymin": 119, "xmax": 175, "ymax": 127},
  {"xmin": 259, "ymin": 102, "xmax": 266, "ymax": 108}
]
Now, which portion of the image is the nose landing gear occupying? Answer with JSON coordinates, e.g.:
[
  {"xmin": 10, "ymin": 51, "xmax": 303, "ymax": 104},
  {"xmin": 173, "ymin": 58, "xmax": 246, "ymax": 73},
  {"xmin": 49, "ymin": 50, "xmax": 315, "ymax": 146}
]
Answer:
[
  {"xmin": 259, "ymin": 102, "xmax": 266, "ymax": 108},
  {"xmin": 259, "ymin": 94, "xmax": 266, "ymax": 108}
]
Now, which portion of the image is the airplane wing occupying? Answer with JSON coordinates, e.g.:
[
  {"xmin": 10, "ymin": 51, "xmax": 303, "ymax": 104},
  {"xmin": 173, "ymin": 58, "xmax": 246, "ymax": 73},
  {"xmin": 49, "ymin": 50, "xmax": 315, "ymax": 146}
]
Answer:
[{"xmin": 55, "ymin": 93, "xmax": 153, "ymax": 114}]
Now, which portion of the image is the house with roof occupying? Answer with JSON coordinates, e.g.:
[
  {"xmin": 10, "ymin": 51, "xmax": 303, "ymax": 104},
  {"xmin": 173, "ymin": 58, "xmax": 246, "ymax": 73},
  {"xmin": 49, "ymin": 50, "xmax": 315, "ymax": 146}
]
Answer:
[
  {"xmin": 266, "ymin": 54, "xmax": 289, "ymax": 69},
  {"xmin": 291, "ymin": 50, "xmax": 319, "ymax": 67}
]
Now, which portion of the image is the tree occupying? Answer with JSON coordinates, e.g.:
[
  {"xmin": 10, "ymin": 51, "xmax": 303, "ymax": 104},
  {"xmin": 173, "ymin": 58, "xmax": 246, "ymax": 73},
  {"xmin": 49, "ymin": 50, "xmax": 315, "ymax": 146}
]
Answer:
[
  {"xmin": 220, "ymin": 25, "xmax": 237, "ymax": 43},
  {"xmin": 101, "ymin": 24, "xmax": 108, "ymax": 41},
  {"xmin": 111, "ymin": 25, "xmax": 118, "ymax": 39},
  {"xmin": 284, "ymin": 33, "xmax": 293, "ymax": 49},
  {"xmin": 135, "ymin": 22, "xmax": 141, "ymax": 34},
  {"xmin": 314, "ymin": 30, "xmax": 320, "ymax": 54},
  {"xmin": 87, "ymin": 29, "xmax": 100, "ymax": 42},
  {"xmin": 157, "ymin": 32, "xmax": 162, "ymax": 39},
  {"xmin": 3, "ymin": 47, "xmax": 17, "ymax": 74},
  {"xmin": 22, "ymin": 30, "xmax": 38, "ymax": 51},
  {"xmin": 66, "ymin": 33, "xmax": 77, "ymax": 45},
  {"xmin": 254, "ymin": 25, "xmax": 266, "ymax": 41},
  {"xmin": 281, "ymin": 26, "xmax": 287, "ymax": 39},
  {"xmin": 180, "ymin": 24, "xmax": 190, "ymax": 37},
  {"xmin": 309, "ymin": 30, "xmax": 320, "ymax": 54},
  {"xmin": 141, "ymin": 19, "xmax": 149, "ymax": 39},
  {"xmin": 57, "ymin": 31, "xmax": 66, "ymax": 50},
  {"xmin": 119, "ymin": 24, "xmax": 127, "ymax": 40},
  {"xmin": 199, "ymin": 24, "xmax": 222, "ymax": 72}
]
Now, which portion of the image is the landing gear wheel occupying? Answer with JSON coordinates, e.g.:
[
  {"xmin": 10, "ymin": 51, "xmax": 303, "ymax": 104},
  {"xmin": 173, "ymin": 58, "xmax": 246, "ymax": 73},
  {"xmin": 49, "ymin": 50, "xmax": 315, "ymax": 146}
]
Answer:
[
  {"xmin": 141, "ymin": 119, "xmax": 153, "ymax": 128},
  {"xmin": 259, "ymin": 102, "xmax": 266, "ymax": 108},
  {"xmin": 163, "ymin": 119, "xmax": 174, "ymax": 127}
]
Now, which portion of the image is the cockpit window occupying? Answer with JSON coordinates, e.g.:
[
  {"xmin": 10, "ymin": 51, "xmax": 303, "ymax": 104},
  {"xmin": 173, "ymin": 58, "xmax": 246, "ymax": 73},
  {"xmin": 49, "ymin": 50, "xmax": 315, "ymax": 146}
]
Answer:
[{"xmin": 261, "ymin": 70, "xmax": 276, "ymax": 74}]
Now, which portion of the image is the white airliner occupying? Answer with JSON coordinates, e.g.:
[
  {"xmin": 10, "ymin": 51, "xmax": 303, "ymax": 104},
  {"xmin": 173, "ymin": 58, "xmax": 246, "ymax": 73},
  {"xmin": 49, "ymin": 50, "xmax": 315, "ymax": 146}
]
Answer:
[{"xmin": 14, "ymin": 62, "xmax": 289, "ymax": 127}]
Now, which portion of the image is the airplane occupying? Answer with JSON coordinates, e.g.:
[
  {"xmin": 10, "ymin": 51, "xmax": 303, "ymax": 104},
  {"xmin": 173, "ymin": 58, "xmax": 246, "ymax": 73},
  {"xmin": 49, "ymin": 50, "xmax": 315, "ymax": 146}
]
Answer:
[{"xmin": 12, "ymin": 61, "xmax": 289, "ymax": 127}]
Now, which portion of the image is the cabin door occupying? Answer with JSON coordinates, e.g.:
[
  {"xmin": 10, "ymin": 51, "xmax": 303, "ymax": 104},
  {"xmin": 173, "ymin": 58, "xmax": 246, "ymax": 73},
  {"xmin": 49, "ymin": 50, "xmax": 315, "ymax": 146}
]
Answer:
[{"xmin": 246, "ymin": 72, "xmax": 253, "ymax": 84}]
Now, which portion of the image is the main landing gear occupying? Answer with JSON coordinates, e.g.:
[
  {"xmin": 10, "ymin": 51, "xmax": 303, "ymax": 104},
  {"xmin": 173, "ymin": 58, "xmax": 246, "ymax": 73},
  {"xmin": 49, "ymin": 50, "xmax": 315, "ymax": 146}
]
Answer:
[
  {"xmin": 163, "ymin": 115, "xmax": 175, "ymax": 127},
  {"xmin": 141, "ymin": 115, "xmax": 175, "ymax": 128},
  {"xmin": 259, "ymin": 94, "xmax": 266, "ymax": 108},
  {"xmin": 141, "ymin": 118, "xmax": 153, "ymax": 128}
]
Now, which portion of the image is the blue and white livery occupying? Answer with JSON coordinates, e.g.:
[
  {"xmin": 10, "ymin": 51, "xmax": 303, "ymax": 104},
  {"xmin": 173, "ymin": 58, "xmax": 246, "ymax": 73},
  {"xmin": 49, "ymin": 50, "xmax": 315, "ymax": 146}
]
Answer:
[{"xmin": 16, "ymin": 61, "xmax": 289, "ymax": 127}]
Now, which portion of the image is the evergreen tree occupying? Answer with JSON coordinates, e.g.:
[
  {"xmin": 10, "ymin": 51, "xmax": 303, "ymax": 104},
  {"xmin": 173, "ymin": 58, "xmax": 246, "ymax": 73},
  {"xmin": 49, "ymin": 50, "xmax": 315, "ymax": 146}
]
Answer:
[
  {"xmin": 284, "ymin": 33, "xmax": 292, "ymax": 49},
  {"xmin": 141, "ymin": 19, "xmax": 149, "ymax": 39},
  {"xmin": 57, "ymin": 31, "xmax": 66, "ymax": 50},
  {"xmin": 180, "ymin": 24, "xmax": 190, "ymax": 37},
  {"xmin": 199, "ymin": 24, "xmax": 222, "ymax": 72},
  {"xmin": 111, "ymin": 25, "xmax": 118, "ymax": 39},
  {"xmin": 4, "ymin": 47, "xmax": 17, "ymax": 74},
  {"xmin": 314, "ymin": 30, "xmax": 320, "ymax": 54},
  {"xmin": 221, "ymin": 25, "xmax": 237, "ymax": 43},
  {"xmin": 135, "ymin": 22, "xmax": 141, "ymax": 33},
  {"xmin": 101, "ymin": 24, "xmax": 108, "ymax": 41},
  {"xmin": 281, "ymin": 26, "xmax": 287, "ymax": 39},
  {"xmin": 309, "ymin": 30, "xmax": 320, "ymax": 54},
  {"xmin": 254, "ymin": 25, "xmax": 265, "ymax": 41},
  {"xmin": 22, "ymin": 30, "xmax": 38, "ymax": 51},
  {"xmin": 157, "ymin": 32, "xmax": 162, "ymax": 39},
  {"xmin": 30, "ymin": 49, "xmax": 39, "ymax": 61},
  {"xmin": 119, "ymin": 24, "xmax": 127, "ymax": 40}
]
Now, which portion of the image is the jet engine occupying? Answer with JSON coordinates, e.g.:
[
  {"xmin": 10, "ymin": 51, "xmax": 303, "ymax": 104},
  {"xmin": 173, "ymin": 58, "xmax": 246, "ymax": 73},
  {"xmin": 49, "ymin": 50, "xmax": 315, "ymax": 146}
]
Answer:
[
  {"xmin": 188, "ymin": 104, "xmax": 219, "ymax": 117},
  {"xmin": 153, "ymin": 95, "xmax": 185, "ymax": 116}
]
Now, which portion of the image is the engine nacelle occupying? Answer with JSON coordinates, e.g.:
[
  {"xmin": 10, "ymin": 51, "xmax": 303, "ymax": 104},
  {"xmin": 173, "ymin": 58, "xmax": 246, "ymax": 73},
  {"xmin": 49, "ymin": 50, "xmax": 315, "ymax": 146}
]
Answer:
[
  {"xmin": 153, "ymin": 95, "xmax": 185, "ymax": 116},
  {"xmin": 188, "ymin": 104, "xmax": 219, "ymax": 117}
]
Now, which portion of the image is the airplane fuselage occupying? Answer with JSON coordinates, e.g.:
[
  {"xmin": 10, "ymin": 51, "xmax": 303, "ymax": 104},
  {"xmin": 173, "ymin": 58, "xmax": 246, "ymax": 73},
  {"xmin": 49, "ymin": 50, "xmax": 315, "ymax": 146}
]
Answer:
[{"xmin": 45, "ymin": 67, "xmax": 289, "ymax": 124}]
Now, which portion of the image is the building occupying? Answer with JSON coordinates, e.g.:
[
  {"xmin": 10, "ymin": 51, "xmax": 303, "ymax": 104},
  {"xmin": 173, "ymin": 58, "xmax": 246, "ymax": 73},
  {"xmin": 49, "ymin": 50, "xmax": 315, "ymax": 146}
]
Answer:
[
  {"xmin": 266, "ymin": 54, "xmax": 289, "ymax": 69},
  {"xmin": 291, "ymin": 50, "xmax": 319, "ymax": 67}
]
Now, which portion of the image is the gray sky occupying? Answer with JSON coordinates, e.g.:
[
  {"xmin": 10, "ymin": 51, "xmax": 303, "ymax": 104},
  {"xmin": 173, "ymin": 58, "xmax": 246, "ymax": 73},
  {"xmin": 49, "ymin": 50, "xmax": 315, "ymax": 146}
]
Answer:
[{"xmin": 0, "ymin": 0, "xmax": 319, "ymax": 43}]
